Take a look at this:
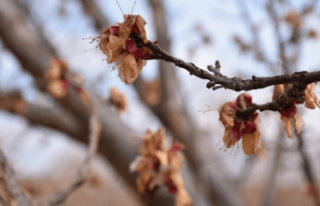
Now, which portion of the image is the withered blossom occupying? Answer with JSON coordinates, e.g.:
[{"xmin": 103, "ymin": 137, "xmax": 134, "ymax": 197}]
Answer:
[
  {"xmin": 219, "ymin": 93, "xmax": 262, "ymax": 155},
  {"xmin": 272, "ymin": 84, "xmax": 305, "ymax": 139},
  {"xmin": 47, "ymin": 58, "xmax": 70, "ymax": 98},
  {"xmin": 95, "ymin": 15, "xmax": 155, "ymax": 85},
  {"xmin": 109, "ymin": 88, "xmax": 127, "ymax": 115},
  {"xmin": 142, "ymin": 79, "xmax": 161, "ymax": 106},
  {"xmin": 130, "ymin": 129, "xmax": 192, "ymax": 206},
  {"xmin": 47, "ymin": 58, "xmax": 90, "ymax": 105},
  {"xmin": 285, "ymin": 10, "xmax": 301, "ymax": 28}
]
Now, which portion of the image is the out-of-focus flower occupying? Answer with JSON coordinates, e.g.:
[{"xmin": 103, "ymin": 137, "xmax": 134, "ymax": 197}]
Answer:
[
  {"xmin": 219, "ymin": 93, "xmax": 262, "ymax": 155},
  {"xmin": 47, "ymin": 58, "xmax": 90, "ymax": 105},
  {"xmin": 272, "ymin": 84, "xmax": 305, "ymax": 139},
  {"xmin": 308, "ymin": 30, "xmax": 318, "ymax": 39},
  {"xmin": 130, "ymin": 129, "xmax": 192, "ymax": 206},
  {"xmin": 95, "ymin": 15, "xmax": 155, "ymax": 85},
  {"xmin": 285, "ymin": 10, "xmax": 301, "ymax": 28},
  {"xmin": 142, "ymin": 79, "xmax": 161, "ymax": 106},
  {"xmin": 47, "ymin": 58, "xmax": 70, "ymax": 98},
  {"xmin": 109, "ymin": 88, "xmax": 127, "ymax": 115}
]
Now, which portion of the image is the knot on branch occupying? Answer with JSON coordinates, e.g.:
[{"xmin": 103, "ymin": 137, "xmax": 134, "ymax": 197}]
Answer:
[
  {"xmin": 292, "ymin": 71, "xmax": 307, "ymax": 80},
  {"xmin": 206, "ymin": 81, "xmax": 216, "ymax": 88}
]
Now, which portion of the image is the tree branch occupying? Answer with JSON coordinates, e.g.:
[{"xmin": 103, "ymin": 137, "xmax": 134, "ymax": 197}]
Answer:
[
  {"xmin": 44, "ymin": 105, "xmax": 102, "ymax": 206},
  {"xmin": 133, "ymin": 33, "xmax": 320, "ymax": 92},
  {"xmin": 0, "ymin": 148, "xmax": 33, "ymax": 206},
  {"xmin": 0, "ymin": 90, "xmax": 86, "ymax": 139}
]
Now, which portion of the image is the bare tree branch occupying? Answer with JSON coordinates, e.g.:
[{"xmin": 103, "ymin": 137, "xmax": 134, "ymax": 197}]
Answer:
[
  {"xmin": 0, "ymin": 148, "xmax": 33, "ymax": 206},
  {"xmin": 0, "ymin": 90, "xmax": 86, "ymax": 139},
  {"xmin": 44, "ymin": 103, "xmax": 102, "ymax": 206},
  {"xmin": 133, "ymin": 33, "xmax": 320, "ymax": 92}
]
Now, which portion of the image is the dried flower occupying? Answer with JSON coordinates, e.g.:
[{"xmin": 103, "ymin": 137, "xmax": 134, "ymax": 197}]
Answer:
[
  {"xmin": 130, "ymin": 129, "xmax": 192, "ymax": 206},
  {"xmin": 47, "ymin": 58, "xmax": 90, "ymax": 105},
  {"xmin": 47, "ymin": 58, "xmax": 69, "ymax": 98},
  {"xmin": 142, "ymin": 79, "xmax": 161, "ymax": 106},
  {"xmin": 219, "ymin": 93, "xmax": 262, "ymax": 155},
  {"xmin": 109, "ymin": 88, "xmax": 127, "ymax": 115},
  {"xmin": 308, "ymin": 30, "xmax": 318, "ymax": 39},
  {"xmin": 272, "ymin": 84, "xmax": 305, "ymax": 139},
  {"xmin": 95, "ymin": 15, "xmax": 155, "ymax": 85},
  {"xmin": 285, "ymin": 10, "xmax": 301, "ymax": 28}
]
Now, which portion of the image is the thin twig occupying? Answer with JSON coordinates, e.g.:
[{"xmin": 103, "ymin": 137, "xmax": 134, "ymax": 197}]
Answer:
[
  {"xmin": 132, "ymin": 33, "xmax": 312, "ymax": 119},
  {"xmin": 132, "ymin": 33, "xmax": 320, "ymax": 92},
  {"xmin": 43, "ymin": 99, "xmax": 101, "ymax": 206},
  {"xmin": 0, "ymin": 148, "xmax": 33, "ymax": 206}
]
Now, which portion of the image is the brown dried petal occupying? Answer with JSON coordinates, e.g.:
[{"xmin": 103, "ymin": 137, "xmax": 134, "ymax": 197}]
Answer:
[
  {"xmin": 138, "ymin": 128, "xmax": 167, "ymax": 158},
  {"xmin": 155, "ymin": 151, "xmax": 168, "ymax": 166},
  {"xmin": 169, "ymin": 151, "xmax": 183, "ymax": 173},
  {"xmin": 135, "ymin": 15, "xmax": 148, "ymax": 43},
  {"xmin": 242, "ymin": 129, "xmax": 261, "ymax": 155},
  {"xmin": 136, "ymin": 171, "xmax": 153, "ymax": 194},
  {"xmin": 173, "ymin": 174, "xmax": 192, "ymax": 206},
  {"xmin": 155, "ymin": 128, "xmax": 167, "ymax": 151},
  {"xmin": 99, "ymin": 28, "xmax": 111, "ymax": 53},
  {"xmin": 110, "ymin": 87, "xmax": 127, "ymax": 114},
  {"xmin": 293, "ymin": 114, "xmax": 304, "ymax": 135},
  {"xmin": 48, "ymin": 58, "xmax": 61, "ymax": 80},
  {"xmin": 142, "ymin": 79, "xmax": 161, "ymax": 106},
  {"xmin": 219, "ymin": 102, "xmax": 236, "ymax": 127},
  {"xmin": 176, "ymin": 187, "xmax": 192, "ymax": 206},
  {"xmin": 47, "ymin": 80, "xmax": 67, "ymax": 98},
  {"xmin": 272, "ymin": 84, "xmax": 285, "ymax": 101},
  {"xmin": 119, "ymin": 15, "xmax": 137, "ymax": 41},
  {"xmin": 223, "ymin": 128, "xmax": 237, "ymax": 148},
  {"xmin": 106, "ymin": 34, "xmax": 125, "ymax": 63},
  {"xmin": 118, "ymin": 54, "xmax": 140, "ymax": 85},
  {"xmin": 281, "ymin": 116, "xmax": 293, "ymax": 139},
  {"xmin": 304, "ymin": 82, "xmax": 320, "ymax": 109}
]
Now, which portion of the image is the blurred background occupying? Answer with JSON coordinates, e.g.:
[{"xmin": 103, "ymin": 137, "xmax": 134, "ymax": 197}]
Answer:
[{"xmin": 0, "ymin": 0, "xmax": 320, "ymax": 205}]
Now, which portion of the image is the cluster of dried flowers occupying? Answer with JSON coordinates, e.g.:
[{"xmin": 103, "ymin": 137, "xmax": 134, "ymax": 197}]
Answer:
[
  {"xmin": 219, "ymin": 93, "xmax": 262, "ymax": 155},
  {"xmin": 218, "ymin": 83, "xmax": 320, "ymax": 155},
  {"xmin": 130, "ymin": 128, "xmax": 191, "ymax": 206},
  {"xmin": 109, "ymin": 87, "xmax": 127, "ymax": 115},
  {"xmin": 272, "ymin": 83, "xmax": 319, "ymax": 139},
  {"xmin": 95, "ymin": 15, "xmax": 156, "ymax": 85},
  {"xmin": 47, "ymin": 57, "xmax": 90, "ymax": 104}
]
